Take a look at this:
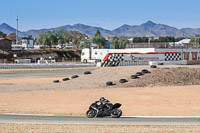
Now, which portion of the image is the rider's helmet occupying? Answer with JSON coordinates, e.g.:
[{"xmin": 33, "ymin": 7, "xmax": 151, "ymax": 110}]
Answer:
[{"xmin": 99, "ymin": 97, "xmax": 105, "ymax": 102}]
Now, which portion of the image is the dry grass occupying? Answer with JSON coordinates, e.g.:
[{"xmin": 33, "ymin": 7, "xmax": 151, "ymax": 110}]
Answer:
[
  {"xmin": 115, "ymin": 67, "xmax": 200, "ymax": 88},
  {"xmin": 0, "ymin": 124, "xmax": 200, "ymax": 133}
]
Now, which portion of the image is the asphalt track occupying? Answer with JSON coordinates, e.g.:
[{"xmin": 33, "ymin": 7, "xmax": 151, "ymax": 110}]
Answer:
[
  {"xmin": 0, "ymin": 114, "xmax": 200, "ymax": 125},
  {"xmin": 0, "ymin": 68, "xmax": 96, "ymax": 79}
]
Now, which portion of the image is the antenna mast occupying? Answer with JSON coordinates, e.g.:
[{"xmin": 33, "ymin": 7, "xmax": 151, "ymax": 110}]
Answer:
[{"xmin": 16, "ymin": 16, "xmax": 18, "ymax": 45}]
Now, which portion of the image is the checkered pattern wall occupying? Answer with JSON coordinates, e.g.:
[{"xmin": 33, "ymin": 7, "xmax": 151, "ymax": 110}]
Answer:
[
  {"xmin": 106, "ymin": 53, "xmax": 182, "ymax": 62},
  {"xmin": 107, "ymin": 54, "xmax": 124, "ymax": 61},
  {"xmin": 164, "ymin": 53, "xmax": 182, "ymax": 61}
]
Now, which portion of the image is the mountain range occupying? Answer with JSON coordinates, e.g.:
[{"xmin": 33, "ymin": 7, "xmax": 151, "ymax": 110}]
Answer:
[{"xmin": 1, "ymin": 21, "xmax": 200, "ymax": 38}]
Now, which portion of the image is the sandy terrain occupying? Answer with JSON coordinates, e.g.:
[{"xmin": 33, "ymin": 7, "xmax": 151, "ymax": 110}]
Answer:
[
  {"xmin": 1, "ymin": 124, "xmax": 200, "ymax": 133},
  {"xmin": 0, "ymin": 85, "xmax": 200, "ymax": 116},
  {"xmin": 1, "ymin": 65, "xmax": 200, "ymax": 116},
  {"xmin": 1, "ymin": 65, "xmax": 200, "ymax": 92},
  {"xmin": 1, "ymin": 65, "xmax": 200, "ymax": 132}
]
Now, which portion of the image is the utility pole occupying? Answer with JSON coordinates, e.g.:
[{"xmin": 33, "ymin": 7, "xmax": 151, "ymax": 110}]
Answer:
[{"xmin": 16, "ymin": 16, "xmax": 18, "ymax": 45}]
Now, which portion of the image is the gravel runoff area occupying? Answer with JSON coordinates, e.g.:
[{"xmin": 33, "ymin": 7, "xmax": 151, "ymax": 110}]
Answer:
[
  {"xmin": 1, "ymin": 65, "xmax": 200, "ymax": 92},
  {"xmin": 1, "ymin": 65, "xmax": 200, "ymax": 132},
  {"xmin": 0, "ymin": 124, "xmax": 200, "ymax": 133}
]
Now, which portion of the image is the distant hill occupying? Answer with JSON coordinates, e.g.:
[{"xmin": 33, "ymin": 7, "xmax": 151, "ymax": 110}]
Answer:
[
  {"xmin": 1, "ymin": 21, "xmax": 200, "ymax": 38},
  {"xmin": 0, "ymin": 23, "xmax": 21, "ymax": 35}
]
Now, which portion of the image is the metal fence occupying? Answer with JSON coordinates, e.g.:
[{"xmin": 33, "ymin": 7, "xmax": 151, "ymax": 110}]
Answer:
[
  {"xmin": 0, "ymin": 63, "xmax": 96, "ymax": 69},
  {"xmin": 119, "ymin": 61, "xmax": 149, "ymax": 66}
]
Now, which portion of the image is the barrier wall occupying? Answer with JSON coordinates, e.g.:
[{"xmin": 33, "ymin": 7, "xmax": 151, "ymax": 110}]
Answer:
[
  {"xmin": 101, "ymin": 52, "xmax": 182, "ymax": 67},
  {"xmin": 149, "ymin": 60, "xmax": 187, "ymax": 65},
  {"xmin": 0, "ymin": 63, "xmax": 96, "ymax": 69},
  {"xmin": 187, "ymin": 60, "xmax": 200, "ymax": 65}
]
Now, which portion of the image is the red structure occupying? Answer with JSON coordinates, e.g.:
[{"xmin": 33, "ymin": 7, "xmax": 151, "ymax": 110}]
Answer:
[{"xmin": 0, "ymin": 38, "xmax": 12, "ymax": 50}]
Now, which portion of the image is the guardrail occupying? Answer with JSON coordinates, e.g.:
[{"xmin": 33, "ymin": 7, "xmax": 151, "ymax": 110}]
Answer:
[
  {"xmin": 119, "ymin": 61, "xmax": 149, "ymax": 66},
  {"xmin": 0, "ymin": 63, "xmax": 96, "ymax": 69}
]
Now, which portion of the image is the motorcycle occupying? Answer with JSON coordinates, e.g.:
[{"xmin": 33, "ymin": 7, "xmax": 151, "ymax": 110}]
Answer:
[{"xmin": 86, "ymin": 101, "xmax": 122, "ymax": 118}]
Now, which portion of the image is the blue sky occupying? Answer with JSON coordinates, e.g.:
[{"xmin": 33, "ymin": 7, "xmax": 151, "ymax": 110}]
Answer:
[{"xmin": 1, "ymin": 0, "xmax": 200, "ymax": 31}]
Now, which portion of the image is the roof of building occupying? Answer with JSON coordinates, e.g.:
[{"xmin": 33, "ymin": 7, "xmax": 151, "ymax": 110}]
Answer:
[
  {"xmin": 0, "ymin": 38, "xmax": 12, "ymax": 41},
  {"xmin": 178, "ymin": 39, "xmax": 191, "ymax": 44}
]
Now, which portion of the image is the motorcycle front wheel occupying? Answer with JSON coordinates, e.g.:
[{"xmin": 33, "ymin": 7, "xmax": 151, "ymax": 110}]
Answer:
[
  {"xmin": 86, "ymin": 109, "xmax": 97, "ymax": 118},
  {"xmin": 110, "ymin": 109, "xmax": 122, "ymax": 118}
]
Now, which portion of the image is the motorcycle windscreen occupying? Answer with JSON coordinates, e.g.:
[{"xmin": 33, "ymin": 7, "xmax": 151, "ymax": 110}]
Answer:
[{"xmin": 112, "ymin": 103, "xmax": 121, "ymax": 108}]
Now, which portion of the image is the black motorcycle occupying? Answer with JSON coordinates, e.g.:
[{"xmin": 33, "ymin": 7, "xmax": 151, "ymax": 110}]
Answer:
[{"xmin": 86, "ymin": 101, "xmax": 122, "ymax": 118}]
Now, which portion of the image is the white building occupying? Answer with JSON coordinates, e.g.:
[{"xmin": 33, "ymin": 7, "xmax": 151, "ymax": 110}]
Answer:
[
  {"xmin": 22, "ymin": 38, "xmax": 34, "ymax": 49},
  {"xmin": 169, "ymin": 39, "xmax": 191, "ymax": 46}
]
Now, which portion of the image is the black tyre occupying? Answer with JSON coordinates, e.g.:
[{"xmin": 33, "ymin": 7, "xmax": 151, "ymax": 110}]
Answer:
[
  {"xmin": 141, "ymin": 69, "xmax": 149, "ymax": 74},
  {"xmin": 63, "ymin": 78, "xmax": 69, "ymax": 81},
  {"xmin": 150, "ymin": 65, "xmax": 157, "ymax": 68},
  {"xmin": 158, "ymin": 63, "xmax": 164, "ymax": 65},
  {"xmin": 86, "ymin": 109, "xmax": 97, "ymax": 118},
  {"xmin": 130, "ymin": 75, "xmax": 138, "ymax": 79},
  {"xmin": 72, "ymin": 75, "xmax": 79, "ymax": 79},
  {"xmin": 53, "ymin": 80, "xmax": 59, "ymax": 83},
  {"xmin": 110, "ymin": 109, "xmax": 122, "ymax": 118},
  {"xmin": 83, "ymin": 59, "xmax": 87, "ymax": 63},
  {"xmin": 136, "ymin": 72, "xmax": 143, "ymax": 76},
  {"xmin": 106, "ymin": 81, "xmax": 113, "ymax": 86},
  {"xmin": 119, "ymin": 79, "xmax": 127, "ymax": 83},
  {"xmin": 84, "ymin": 71, "xmax": 91, "ymax": 75}
]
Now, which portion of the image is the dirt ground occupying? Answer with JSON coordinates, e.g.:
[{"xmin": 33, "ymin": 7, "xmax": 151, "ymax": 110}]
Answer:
[
  {"xmin": 0, "ymin": 85, "xmax": 200, "ymax": 116},
  {"xmin": 1, "ymin": 65, "xmax": 200, "ymax": 116},
  {"xmin": 1, "ymin": 124, "xmax": 200, "ymax": 133},
  {"xmin": 1, "ymin": 65, "xmax": 200, "ymax": 132}
]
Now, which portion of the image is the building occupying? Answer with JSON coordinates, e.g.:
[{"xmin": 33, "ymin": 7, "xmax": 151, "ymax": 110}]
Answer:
[
  {"xmin": 169, "ymin": 39, "xmax": 191, "ymax": 47},
  {"xmin": 22, "ymin": 38, "xmax": 34, "ymax": 49},
  {"xmin": 0, "ymin": 38, "xmax": 12, "ymax": 50},
  {"xmin": 106, "ymin": 36, "xmax": 113, "ymax": 43},
  {"xmin": 127, "ymin": 42, "xmax": 169, "ymax": 48}
]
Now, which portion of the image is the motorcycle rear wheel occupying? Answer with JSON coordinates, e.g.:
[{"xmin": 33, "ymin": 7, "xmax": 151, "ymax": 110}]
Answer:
[
  {"xmin": 110, "ymin": 109, "xmax": 122, "ymax": 118},
  {"xmin": 86, "ymin": 109, "xmax": 97, "ymax": 118}
]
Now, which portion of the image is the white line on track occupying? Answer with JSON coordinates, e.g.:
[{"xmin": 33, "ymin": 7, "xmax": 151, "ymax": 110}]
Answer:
[
  {"xmin": 2, "ymin": 114, "xmax": 200, "ymax": 118},
  {"xmin": 122, "ymin": 116, "xmax": 200, "ymax": 118},
  {"xmin": 3, "ymin": 113, "xmax": 55, "ymax": 116}
]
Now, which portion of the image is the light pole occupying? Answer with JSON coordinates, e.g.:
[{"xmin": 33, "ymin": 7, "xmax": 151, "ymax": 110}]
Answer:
[{"xmin": 16, "ymin": 16, "xmax": 18, "ymax": 45}]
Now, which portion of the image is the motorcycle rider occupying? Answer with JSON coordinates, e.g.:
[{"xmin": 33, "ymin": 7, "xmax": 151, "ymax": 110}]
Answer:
[{"xmin": 99, "ymin": 97, "xmax": 113, "ymax": 111}]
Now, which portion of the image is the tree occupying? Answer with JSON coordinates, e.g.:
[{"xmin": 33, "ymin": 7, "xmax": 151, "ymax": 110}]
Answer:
[
  {"xmin": 112, "ymin": 37, "xmax": 119, "ymax": 48},
  {"xmin": 79, "ymin": 39, "xmax": 91, "ymax": 49},
  {"xmin": 0, "ymin": 31, "xmax": 6, "ymax": 38},
  {"xmin": 6, "ymin": 33, "xmax": 16, "ymax": 40},
  {"xmin": 70, "ymin": 30, "xmax": 88, "ymax": 48},
  {"xmin": 92, "ymin": 29, "xmax": 106, "ymax": 47},
  {"xmin": 132, "ymin": 37, "xmax": 148, "ymax": 43},
  {"xmin": 118, "ymin": 37, "xmax": 129, "ymax": 49},
  {"xmin": 6, "ymin": 33, "xmax": 16, "ymax": 44},
  {"xmin": 36, "ymin": 28, "xmax": 88, "ymax": 49},
  {"xmin": 36, "ymin": 31, "xmax": 45, "ymax": 45},
  {"xmin": 52, "ymin": 28, "xmax": 66, "ymax": 44},
  {"xmin": 36, "ymin": 31, "xmax": 53, "ymax": 48}
]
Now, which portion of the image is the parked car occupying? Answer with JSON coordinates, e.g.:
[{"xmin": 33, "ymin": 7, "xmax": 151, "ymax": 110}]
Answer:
[{"xmin": 31, "ymin": 57, "xmax": 40, "ymax": 63}]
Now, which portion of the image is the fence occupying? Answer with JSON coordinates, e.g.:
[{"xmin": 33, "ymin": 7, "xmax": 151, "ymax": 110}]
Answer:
[
  {"xmin": 0, "ymin": 63, "xmax": 96, "ymax": 69},
  {"xmin": 119, "ymin": 61, "xmax": 149, "ymax": 66}
]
